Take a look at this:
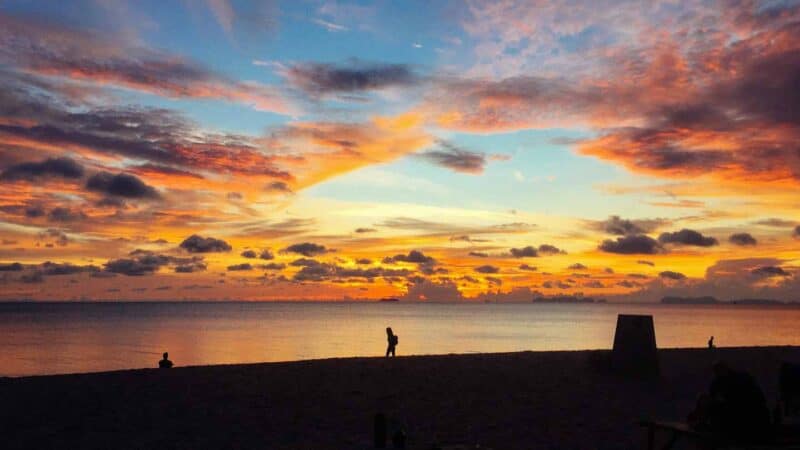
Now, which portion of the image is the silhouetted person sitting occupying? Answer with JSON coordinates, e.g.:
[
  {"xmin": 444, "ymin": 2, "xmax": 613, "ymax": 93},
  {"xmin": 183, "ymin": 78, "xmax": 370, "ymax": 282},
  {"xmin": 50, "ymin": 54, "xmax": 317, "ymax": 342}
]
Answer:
[
  {"xmin": 708, "ymin": 336, "xmax": 715, "ymax": 348},
  {"xmin": 386, "ymin": 327, "xmax": 398, "ymax": 357},
  {"xmin": 688, "ymin": 361, "xmax": 770, "ymax": 441},
  {"xmin": 159, "ymin": 352, "xmax": 173, "ymax": 369}
]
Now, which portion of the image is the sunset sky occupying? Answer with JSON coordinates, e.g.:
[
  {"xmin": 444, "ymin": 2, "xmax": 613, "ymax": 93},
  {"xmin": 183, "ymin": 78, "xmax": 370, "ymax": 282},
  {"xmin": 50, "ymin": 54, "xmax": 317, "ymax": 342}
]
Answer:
[{"xmin": 1, "ymin": 0, "xmax": 799, "ymax": 301}]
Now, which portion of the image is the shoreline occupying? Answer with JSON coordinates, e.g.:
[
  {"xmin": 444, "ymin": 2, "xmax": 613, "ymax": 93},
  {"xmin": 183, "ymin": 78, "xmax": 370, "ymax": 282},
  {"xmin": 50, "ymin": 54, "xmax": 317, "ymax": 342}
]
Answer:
[
  {"xmin": 3, "ymin": 346, "xmax": 799, "ymax": 449},
  {"xmin": 2, "ymin": 345, "xmax": 798, "ymax": 380}
]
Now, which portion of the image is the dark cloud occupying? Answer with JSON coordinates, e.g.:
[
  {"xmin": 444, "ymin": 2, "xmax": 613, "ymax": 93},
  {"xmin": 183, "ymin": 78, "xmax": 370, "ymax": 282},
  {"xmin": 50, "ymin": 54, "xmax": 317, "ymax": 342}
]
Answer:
[
  {"xmin": 95, "ymin": 197, "xmax": 127, "ymax": 208},
  {"xmin": 292, "ymin": 261, "xmax": 411, "ymax": 282},
  {"xmin": 401, "ymin": 278, "xmax": 465, "ymax": 301},
  {"xmin": 589, "ymin": 215, "xmax": 669, "ymax": 235},
  {"xmin": 542, "ymin": 280, "xmax": 572, "ymax": 289},
  {"xmin": 0, "ymin": 12, "xmax": 286, "ymax": 112},
  {"xmin": 134, "ymin": 163, "xmax": 204, "ymax": 179},
  {"xmin": 568, "ymin": 263, "xmax": 588, "ymax": 270},
  {"xmin": 599, "ymin": 234, "xmax": 662, "ymax": 254},
  {"xmin": 729, "ymin": 233, "xmax": 757, "ymax": 246},
  {"xmin": 105, "ymin": 257, "xmax": 163, "ymax": 276},
  {"xmin": 284, "ymin": 61, "xmax": 418, "ymax": 96},
  {"xmin": 628, "ymin": 273, "xmax": 649, "ymax": 279},
  {"xmin": 604, "ymin": 267, "xmax": 614, "ymax": 274},
  {"xmin": 450, "ymin": 235, "xmax": 489, "ymax": 243},
  {"xmin": 47, "ymin": 207, "xmax": 87, "ymax": 222},
  {"xmin": 659, "ymin": 270, "xmax": 687, "ymax": 280},
  {"xmin": 86, "ymin": 172, "xmax": 160, "ymax": 199},
  {"xmin": 107, "ymin": 251, "xmax": 205, "ymax": 275},
  {"xmin": 637, "ymin": 260, "xmax": 655, "ymax": 266},
  {"xmin": 794, "ymin": 226, "xmax": 800, "ymax": 238},
  {"xmin": 0, "ymin": 157, "xmax": 84, "ymax": 181},
  {"xmin": 355, "ymin": 258, "xmax": 372, "ymax": 265},
  {"xmin": 240, "ymin": 250, "xmax": 257, "ymax": 258},
  {"xmin": 751, "ymin": 266, "xmax": 790, "ymax": 277},
  {"xmin": 24, "ymin": 206, "xmax": 45, "ymax": 218},
  {"xmin": 658, "ymin": 229, "xmax": 718, "ymax": 247},
  {"xmin": 755, "ymin": 218, "xmax": 796, "ymax": 227},
  {"xmin": 260, "ymin": 262, "xmax": 286, "ymax": 271},
  {"xmin": 384, "ymin": 250, "xmax": 435, "ymax": 265},
  {"xmin": 40, "ymin": 262, "xmax": 98, "ymax": 276},
  {"xmin": 0, "ymin": 72, "xmax": 292, "ymax": 181},
  {"xmin": 289, "ymin": 258, "xmax": 320, "ymax": 267},
  {"xmin": 226, "ymin": 192, "xmax": 243, "ymax": 200},
  {"xmin": 354, "ymin": 227, "xmax": 376, "ymax": 233},
  {"xmin": 37, "ymin": 228, "xmax": 69, "ymax": 247},
  {"xmin": 575, "ymin": 29, "xmax": 800, "ymax": 185},
  {"xmin": 509, "ymin": 246, "xmax": 538, "ymax": 258},
  {"xmin": 537, "ymin": 244, "xmax": 566, "ymax": 255},
  {"xmin": 583, "ymin": 280, "xmax": 605, "ymax": 288},
  {"xmin": 174, "ymin": 262, "xmax": 206, "ymax": 273},
  {"xmin": 264, "ymin": 181, "xmax": 292, "ymax": 193},
  {"xmin": 460, "ymin": 275, "xmax": 480, "ymax": 284},
  {"xmin": 485, "ymin": 276, "xmax": 502, "ymax": 285},
  {"xmin": 281, "ymin": 242, "xmax": 330, "ymax": 257},
  {"xmin": 418, "ymin": 141, "xmax": 488, "ymax": 174},
  {"xmin": 179, "ymin": 235, "xmax": 232, "ymax": 253},
  {"xmin": 468, "ymin": 251, "xmax": 488, "ymax": 258},
  {"xmin": 227, "ymin": 263, "xmax": 253, "ymax": 271},
  {"xmin": 474, "ymin": 265, "xmax": 500, "ymax": 274},
  {"xmin": 518, "ymin": 263, "xmax": 537, "ymax": 271},
  {"xmin": 259, "ymin": 249, "xmax": 274, "ymax": 260}
]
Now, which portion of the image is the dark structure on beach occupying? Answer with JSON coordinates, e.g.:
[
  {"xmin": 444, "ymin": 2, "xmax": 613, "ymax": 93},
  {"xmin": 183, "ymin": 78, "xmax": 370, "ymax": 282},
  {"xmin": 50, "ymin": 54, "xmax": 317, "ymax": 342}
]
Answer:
[{"xmin": 612, "ymin": 314, "xmax": 659, "ymax": 377}]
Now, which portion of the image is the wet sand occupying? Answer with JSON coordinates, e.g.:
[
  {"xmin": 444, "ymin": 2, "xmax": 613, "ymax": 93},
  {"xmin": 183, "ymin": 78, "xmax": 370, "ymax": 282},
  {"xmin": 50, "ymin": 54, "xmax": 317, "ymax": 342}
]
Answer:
[{"xmin": 2, "ymin": 346, "xmax": 798, "ymax": 449}]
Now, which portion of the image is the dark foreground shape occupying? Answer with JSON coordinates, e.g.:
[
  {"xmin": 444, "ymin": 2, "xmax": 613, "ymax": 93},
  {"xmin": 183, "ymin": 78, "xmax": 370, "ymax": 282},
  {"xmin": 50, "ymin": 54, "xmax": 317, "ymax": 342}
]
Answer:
[
  {"xmin": 1, "ymin": 347, "xmax": 799, "ymax": 449},
  {"xmin": 612, "ymin": 314, "xmax": 660, "ymax": 377}
]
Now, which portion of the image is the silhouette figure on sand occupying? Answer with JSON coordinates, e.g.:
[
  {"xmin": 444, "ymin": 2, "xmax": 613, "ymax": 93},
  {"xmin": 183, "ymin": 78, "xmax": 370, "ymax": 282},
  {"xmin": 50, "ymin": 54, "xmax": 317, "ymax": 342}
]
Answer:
[
  {"xmin": 687, "ymin": 361, "xmax": 770, "ymax": 441},
  {"xmin": 386, "ymin": 327, "xmax": 398, "ymax": 357},
  {"xmin": 159, "ymin": 352, "xmax": 173, "ymax": 369},
  {"xmin": 708, "ymin": 336, "xmax": 715, "ymax": 348}
]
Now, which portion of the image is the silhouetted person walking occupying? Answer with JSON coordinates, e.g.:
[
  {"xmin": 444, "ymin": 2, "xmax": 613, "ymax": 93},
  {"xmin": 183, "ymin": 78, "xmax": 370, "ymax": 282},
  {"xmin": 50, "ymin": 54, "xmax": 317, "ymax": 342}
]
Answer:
[
  {"xmin": 708, "ymin": 336, "xmax": 715, "ymax": 348},
  {"xmin": 159, "ymin": 352, "xmax": 173, "ymax": 369},
  {"xmin": 386, "ymin": 327, "xmax": 398, "ymax": 357}
]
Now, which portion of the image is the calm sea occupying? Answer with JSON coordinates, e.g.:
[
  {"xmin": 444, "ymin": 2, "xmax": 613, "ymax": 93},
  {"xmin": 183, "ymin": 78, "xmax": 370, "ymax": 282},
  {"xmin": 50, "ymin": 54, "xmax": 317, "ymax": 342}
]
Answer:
[{"xmin": 0, "ymin": 301, "xmax": 798, "ymax": 376}]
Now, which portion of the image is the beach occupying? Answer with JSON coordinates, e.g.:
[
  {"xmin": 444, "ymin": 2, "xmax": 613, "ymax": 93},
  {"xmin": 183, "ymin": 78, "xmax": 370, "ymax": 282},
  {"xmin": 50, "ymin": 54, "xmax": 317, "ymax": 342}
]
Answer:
[{"xmin": 2, "ymin": 346, "xmax": 798, "ymax": 449}]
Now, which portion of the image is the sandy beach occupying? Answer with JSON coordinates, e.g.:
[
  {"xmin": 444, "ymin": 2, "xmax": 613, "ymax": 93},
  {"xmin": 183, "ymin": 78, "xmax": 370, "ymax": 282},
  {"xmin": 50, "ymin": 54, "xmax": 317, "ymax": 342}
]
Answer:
[{"xmin": 2, "ymin": 346, "xmax": 798, "ymax": 449}]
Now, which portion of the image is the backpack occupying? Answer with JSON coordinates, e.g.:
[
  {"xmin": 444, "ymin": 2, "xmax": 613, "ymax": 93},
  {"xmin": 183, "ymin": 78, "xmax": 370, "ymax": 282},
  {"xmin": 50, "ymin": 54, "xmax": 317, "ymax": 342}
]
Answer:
[{"xmin": 391, "ymin": 335, "xmax": 399, "ymax": 346}]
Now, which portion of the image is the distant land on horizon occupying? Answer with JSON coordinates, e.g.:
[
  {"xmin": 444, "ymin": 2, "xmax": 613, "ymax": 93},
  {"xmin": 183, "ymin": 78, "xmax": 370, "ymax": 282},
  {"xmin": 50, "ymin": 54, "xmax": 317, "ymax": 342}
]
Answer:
[{"xmin": 660, "ymin": 296, "xmax": 798, "ymax": 306}]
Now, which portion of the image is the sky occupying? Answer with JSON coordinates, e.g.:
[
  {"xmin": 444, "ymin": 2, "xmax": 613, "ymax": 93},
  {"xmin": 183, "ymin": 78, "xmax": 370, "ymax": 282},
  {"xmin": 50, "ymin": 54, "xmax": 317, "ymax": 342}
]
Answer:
[{"xmin": 0, "ymin": 0, "xmax": 799, "ymax": 302}]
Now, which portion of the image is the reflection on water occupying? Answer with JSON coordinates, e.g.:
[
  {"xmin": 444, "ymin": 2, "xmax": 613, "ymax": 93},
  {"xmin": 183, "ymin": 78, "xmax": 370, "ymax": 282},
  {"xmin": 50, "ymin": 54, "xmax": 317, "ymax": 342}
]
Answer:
[{"xmin": 0, "ymin": 301, "xmax": 798, "ymax": 376}]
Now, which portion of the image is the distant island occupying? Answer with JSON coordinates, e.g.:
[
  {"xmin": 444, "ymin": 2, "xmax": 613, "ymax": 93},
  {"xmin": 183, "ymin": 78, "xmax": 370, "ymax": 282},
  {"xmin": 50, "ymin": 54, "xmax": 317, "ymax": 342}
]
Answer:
[
  {"xmin": 661, "ymin": 296, "xmax": 795, "ymax": 306},
  {"xmin": 532, "ymin": 295, "xmax": 606, "ymax": 304},
  {"xmin": 730, "ymin": 298, "xmax": 791, "ymax": 306},
  {"xmin": 378, "ymin": 297, "xmax": 399, "ymax": 302},
  {"xmin": 661, "ymin": 296, "xmax": 719, "ymax": 305}
]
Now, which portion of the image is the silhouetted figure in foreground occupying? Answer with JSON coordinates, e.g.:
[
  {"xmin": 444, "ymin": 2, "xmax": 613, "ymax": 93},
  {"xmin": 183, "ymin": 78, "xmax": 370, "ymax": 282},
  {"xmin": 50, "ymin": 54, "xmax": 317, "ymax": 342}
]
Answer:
[
  {"xmin": 708, "ymin": 336, "xmax": 715, "ymax": 348},
  {"xmin": 159, "ymin": 352, "xmax": 173, "ymax": 369},
  {"xmin": 386, "ymin": 327, "xmax": 398, "ymax": 357},
  {"xmin": 687, "ymin": 361, "xmax": 770, "ymax": 441}
]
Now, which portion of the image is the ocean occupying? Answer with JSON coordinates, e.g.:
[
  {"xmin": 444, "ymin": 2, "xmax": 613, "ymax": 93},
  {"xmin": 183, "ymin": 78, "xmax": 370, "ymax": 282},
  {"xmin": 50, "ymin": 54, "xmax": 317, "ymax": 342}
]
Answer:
[{"xmin": 1, "ymin": 301, "xmax": 798, "ymax": 376}]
